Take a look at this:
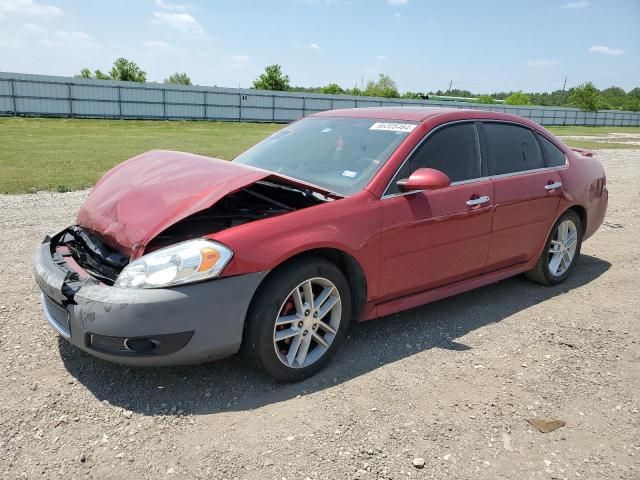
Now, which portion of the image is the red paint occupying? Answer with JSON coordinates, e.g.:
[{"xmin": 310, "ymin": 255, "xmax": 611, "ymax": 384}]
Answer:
[
  {"xmin": 76, "ymin": 108, "xmax": 608, "ymax": 322},
  {"xmin": 398, "ymin": 168, "xmax": 451, "ymax": 191},
  {"xmin": 75, "ymin": 150, "xmax": 336, "ymax": 258}
]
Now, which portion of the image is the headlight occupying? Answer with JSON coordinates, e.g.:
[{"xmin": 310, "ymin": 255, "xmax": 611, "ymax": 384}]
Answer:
[{"xmin": 114, "ymin": 239, "xmax": 233, "ymax": 289}]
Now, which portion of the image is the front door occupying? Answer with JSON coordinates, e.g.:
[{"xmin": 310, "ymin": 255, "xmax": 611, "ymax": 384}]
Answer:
[{"xmin": 378, "ymin": 122, "xmax": 494, "ymax": 301}]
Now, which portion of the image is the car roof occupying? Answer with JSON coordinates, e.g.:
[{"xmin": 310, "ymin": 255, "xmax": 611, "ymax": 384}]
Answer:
[{"xmin": 311, "ymin": 106, "xmax": 530, "ymax": 125}]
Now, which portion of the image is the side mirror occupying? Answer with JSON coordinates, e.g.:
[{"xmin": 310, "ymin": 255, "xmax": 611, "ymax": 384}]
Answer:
[{"xmin": 397, "ymin": 168, "xmax": 451, "ymax": 192}]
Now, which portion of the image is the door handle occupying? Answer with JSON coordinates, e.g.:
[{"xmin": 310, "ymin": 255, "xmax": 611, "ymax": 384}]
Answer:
[
  {"xmin": 466, "ymin": 195, "xmax": 490, "ymax": 206},
  {"xmin": 545, "ymin": 181, "xmax": 562, "ymax": 191}
]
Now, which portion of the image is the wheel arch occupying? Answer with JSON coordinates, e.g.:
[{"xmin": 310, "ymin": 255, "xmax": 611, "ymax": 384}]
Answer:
[
  {"xmin": 244, "ymin": 247, "xmax": 368, "ymax": 332},
  {"xmin": 567, "ymin": 204, "xmax": 587, "ymax": 235}
]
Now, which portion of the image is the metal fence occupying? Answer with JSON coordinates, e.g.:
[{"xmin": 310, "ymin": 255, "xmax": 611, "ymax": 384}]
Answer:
[{"xmin": 1, "ymin": 71, "xmax": 639, "ymax": 126}]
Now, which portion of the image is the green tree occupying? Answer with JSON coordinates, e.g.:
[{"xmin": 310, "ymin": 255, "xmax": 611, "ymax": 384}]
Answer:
[
  {"xmin": 444, "ymin": 88, "xmax": 474, "ymax": 98},
  {"xmin": 363, "ymin": 74, "xmax": 399, "ymax": 98},
  {"xmin": 109, "ymin": 58, "xmax": 146, "ymax": 83},
  {"xmin": 568, "ymin": 82, "xmax": 601, "ymax": 111},
  {"xmin": 476, "ymin": 95, "xmax": 495, "ymax": 104},
  {"xmin": 345, "ymin": 86, "xmax": 362, "ymax": 96},
  {"xmin": 624, "ymin": 87, "xmax": 640, "ymax": 111},
  {"xmin": 77, "ymin": 68, "xmax": 111, "ymax": 80},
  {"xmin": 504, "ymin": 91, "xmax": 532, "ymax": 106},
  {"xmin": 94, "ymin": 69, "xmax": 111, "ymax": 80},
  {"xmin": 77, "ymin": 59, "xmax": 145, "ymax": 82},
  {"xmin": 402, "ymin": 91, "xmax": 428, "ymax": 100},
  {"xmin": 599, "ymin": 86, "xmax": 626, "ymax": 109},
  {"xmin": 164, "ymin": 72, "xmax": 192, "ymax": 85},
  {"xmin": 320, "ymin": 83, "xmax": 344, "ymax": 95},
  {"xmin": 253, "ymin": 64, "xmax": 291, "ymax": 91}
]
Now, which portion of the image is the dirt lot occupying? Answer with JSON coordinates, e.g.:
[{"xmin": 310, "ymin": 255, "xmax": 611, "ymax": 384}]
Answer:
[{"xmin": 1, "ymin": 149, "xmax": 638, "ymax": 480}]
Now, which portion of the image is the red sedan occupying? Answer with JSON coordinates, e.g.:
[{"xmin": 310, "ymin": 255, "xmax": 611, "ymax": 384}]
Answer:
[{"xmin": 34, "ymin": 108, "xmax": 608, "ymax": 382}]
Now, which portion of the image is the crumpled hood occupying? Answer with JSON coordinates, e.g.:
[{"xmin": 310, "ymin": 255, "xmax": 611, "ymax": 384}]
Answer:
[{"xmin": 76, "ymin": 150, "xmax": 270, "ymax": 258}]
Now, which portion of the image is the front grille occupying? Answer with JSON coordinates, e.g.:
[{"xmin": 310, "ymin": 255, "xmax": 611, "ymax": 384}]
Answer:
[
  {"xmin": 90, "ymin": 334, "xmax": 129, "ymax": 353},
  {"xmin": 41, "ymin": 293, "xmax": 71, "ymax": 338}
]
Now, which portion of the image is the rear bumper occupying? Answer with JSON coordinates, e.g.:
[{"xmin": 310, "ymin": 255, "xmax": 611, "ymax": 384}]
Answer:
[{"xmin": 34, "ymin": 241, "xmax": 268, "ymax": 366}]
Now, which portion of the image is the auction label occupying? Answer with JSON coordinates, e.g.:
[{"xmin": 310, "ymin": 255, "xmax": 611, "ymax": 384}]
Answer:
[{"xmin": 369, "ymin": 122, "xmax": 417, "ymax": 133}]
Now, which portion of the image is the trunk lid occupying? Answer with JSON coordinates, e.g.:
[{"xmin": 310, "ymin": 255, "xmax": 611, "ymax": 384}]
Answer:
[{"xmin": 76, "ymin": 150, "xmax": 271, "ymax": 258}]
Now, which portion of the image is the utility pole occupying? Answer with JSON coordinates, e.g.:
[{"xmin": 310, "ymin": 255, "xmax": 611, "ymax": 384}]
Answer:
[
  {"xmin": 361, "ymin": 75, "xmax": 364, "ymax": 91},
  {"xmin": 448, "ymin": 80, "xmax": 452, "ymax": 93},
  {"xmin": 562, "ymin": 76, "xmax": 567, "ymax": 91}
]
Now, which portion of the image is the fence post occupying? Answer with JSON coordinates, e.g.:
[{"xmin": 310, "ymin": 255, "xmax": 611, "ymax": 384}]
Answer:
[
  {"xmin": 10, "ymin": 79, "xmax": 16, "ymax": 116},
  {"xmin": 272, "ymin": 94, "xmax": 275, "ymax": 122},
  {"xmin": 162, "ymin": 88, "xmax": 166, "ymax": 119},
  {"xmin": 302, "ymin": 96, "xmax": 306, "ymax": 118},
  {"xmin": 67, "ymin": 83, "xmax": 74, "ymax": 118},
  {"xmin": 238, "ymin": 92, "xmax": 242, "ymax": 121},
  {"xmin": 203, "ymin": 91, "xmax": 207, "ymax": 120},
  {"xmin": 117, "ymin": 86, "xmax": 122, "ymax": 118}
]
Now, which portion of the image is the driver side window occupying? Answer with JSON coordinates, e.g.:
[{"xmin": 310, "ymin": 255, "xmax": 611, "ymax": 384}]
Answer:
[
  {"xmin": 410, "ymin": 122, "xmax": 481, "ymax": 183},
  {"xmin": 385, "ymin": 122, "xmax": 481, "ymax": 195}
]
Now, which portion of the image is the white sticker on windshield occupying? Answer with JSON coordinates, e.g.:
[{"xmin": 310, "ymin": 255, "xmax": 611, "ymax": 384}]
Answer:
[
  {"xmin": 369, "ymin": 122, "xmax": 417, "ymax": 133},
  {"xmin": 321, "ymin": 127, "xmax": 333, "ymax": 133},
  {"xmin": 342, "ymin": 170, "xmax": 357, "ymax": 178}
]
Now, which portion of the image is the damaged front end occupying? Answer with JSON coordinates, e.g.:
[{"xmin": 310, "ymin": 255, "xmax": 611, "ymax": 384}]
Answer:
[
  {"xmin": 33, "ymin": 150, "xmax": 337, "ymax": 364},
  {"xmin": 48, "ymin": 178, "xmax": 330, "ymax": 292},
  {"xmin": 51, "ymin": 226, "xmax": 129, "ymax": 288}
]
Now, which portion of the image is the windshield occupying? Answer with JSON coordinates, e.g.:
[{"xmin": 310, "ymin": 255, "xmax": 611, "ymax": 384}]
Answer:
[{"xmin": 233, "ymin": 116, "xmax": 416, "ymax": 196}]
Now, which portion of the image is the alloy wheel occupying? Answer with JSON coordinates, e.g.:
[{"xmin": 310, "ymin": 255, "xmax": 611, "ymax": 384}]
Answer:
[
  {"xmin": 548, "ymin": 219, "xmax": 578, "ymax": 277},
  {"xmin": 273, "ymin": 277, "xmax": 342, "ymax": 369}
]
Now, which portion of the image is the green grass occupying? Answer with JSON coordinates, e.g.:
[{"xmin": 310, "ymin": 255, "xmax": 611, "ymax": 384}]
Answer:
[
  {"xmin": 547, "ymin": 125, "xmax": 640, "ymax": 136},
  {"xmin": 547, "ymin": 126, "xmax": 640, "ymax": 150},
  {"xmin": 559, "ymin": 139, "xmax": 638, "ymax": 150},
  {"xmin": 1, "ymin": 118, "xmax": 638, "ymax": 194},
  {"xmin": 0, "ymin": 118, "xmax": 281, "ymax": 194}
]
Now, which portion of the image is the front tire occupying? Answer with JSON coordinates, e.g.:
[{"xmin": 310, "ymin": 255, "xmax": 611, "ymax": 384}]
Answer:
[
  {"xmin": 242, "ymin": 257, "xmax": 352, "ymax": 382},
  {"xmin": 525, "ymin": 210, "xmax": 583, "ymax": 285}
]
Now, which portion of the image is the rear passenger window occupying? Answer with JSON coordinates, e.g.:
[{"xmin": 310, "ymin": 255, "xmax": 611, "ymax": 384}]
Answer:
[
  {"xmin": 409, "ymin": 123, "xmax": 481, "ymax": 183},
  {"xmin": 538, "ymin": 134, "xmax": 567, "ymax": 167},
  {"xmin": 483, "ymin": 123, "xmax": 543, "ymax": 175}
]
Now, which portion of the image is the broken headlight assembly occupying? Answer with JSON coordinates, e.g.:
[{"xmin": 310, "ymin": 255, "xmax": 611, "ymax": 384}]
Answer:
[{"xmin": 114, "ymin": 239, "xmax": 233, "ymax": 289}]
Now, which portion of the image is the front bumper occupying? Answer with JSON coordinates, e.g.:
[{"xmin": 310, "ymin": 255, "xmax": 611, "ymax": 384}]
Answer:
[{"xmin": 34, "ymin": 240, "xmax": 268, "ymax": 366}]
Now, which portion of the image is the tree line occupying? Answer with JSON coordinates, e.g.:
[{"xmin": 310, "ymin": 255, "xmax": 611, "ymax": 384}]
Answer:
[{"xmin": 77, "ymin": 59, "xmax": 640, "ymax": 112}]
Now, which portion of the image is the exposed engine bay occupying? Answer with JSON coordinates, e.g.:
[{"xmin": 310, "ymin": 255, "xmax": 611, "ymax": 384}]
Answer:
[
  {"xmin": 146, "ymin": 180, "xmax": 328, "ymax": 250},
  {"xmin": 53, "ymin": 180, "xmax": 329, "ymax": 285}
]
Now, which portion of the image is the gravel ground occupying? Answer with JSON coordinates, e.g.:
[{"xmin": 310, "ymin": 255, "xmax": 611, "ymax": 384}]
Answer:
[{"xmin": 1, "ymin": 149, "xmax": 638, "ymax": 480}]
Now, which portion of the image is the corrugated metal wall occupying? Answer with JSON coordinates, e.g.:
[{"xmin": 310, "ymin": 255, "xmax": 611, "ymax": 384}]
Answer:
[{"xmin": 1, "ymin": 71, "xmax": 639, "ymax": 126}]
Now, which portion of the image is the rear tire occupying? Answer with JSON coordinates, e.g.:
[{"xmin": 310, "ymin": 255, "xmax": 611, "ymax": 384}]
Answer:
[
  {"xmin": 525, "ymin": 210, "xmax": 583, "ymax": 285},
  {"xmin": 242, "ymin": 257, "xmax": 351, "ymax": 382}
]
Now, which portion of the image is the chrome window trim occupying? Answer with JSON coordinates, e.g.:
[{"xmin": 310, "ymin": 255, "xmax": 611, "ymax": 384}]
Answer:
[
  {"xmin": 380, "ymin": 118, "xmax": 569, "ymax": 199},
  {"xmin": 381, "ymin": 189, "xmax": 427, "ymax": 199},
  {"xmin": 487, "ymin": 164, "xmax": 568, "ymax": 181}
]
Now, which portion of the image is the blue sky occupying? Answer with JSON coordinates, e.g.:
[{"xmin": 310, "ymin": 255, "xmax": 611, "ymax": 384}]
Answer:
[{"xmin": 0, "ymin": 0, "xmax": 638, "ymax": 93}]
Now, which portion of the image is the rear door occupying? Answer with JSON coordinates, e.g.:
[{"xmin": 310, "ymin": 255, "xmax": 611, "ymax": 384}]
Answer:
[
  {"xmin": 480, "ymin": 122, "xmax": 563, "ymax": 271},
  {"xmin": 378, "ymin": 122, "xmax": 494, "ymax": 300}
]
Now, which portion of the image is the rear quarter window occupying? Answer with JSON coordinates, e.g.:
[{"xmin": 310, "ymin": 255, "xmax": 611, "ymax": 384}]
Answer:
[
  {"xmin": 537, "ymin": 134, "xmax": 567, "ymax": 167},
  {"xmin": 483, "ymin": 123, "xmax": 544, "ymax": 175}
]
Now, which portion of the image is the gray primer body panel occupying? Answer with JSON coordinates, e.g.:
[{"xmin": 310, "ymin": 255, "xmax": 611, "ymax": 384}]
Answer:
[{"xmin": 34, "ymin": 242, "xmax": 268, "ymax": 366}]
